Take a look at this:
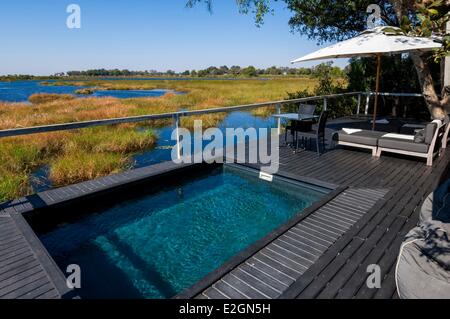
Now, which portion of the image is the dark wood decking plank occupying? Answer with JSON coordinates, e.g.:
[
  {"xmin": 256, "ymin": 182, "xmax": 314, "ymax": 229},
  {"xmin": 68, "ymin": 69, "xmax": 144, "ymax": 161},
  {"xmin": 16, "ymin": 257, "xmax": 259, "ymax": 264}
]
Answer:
[
  {"xmin": 356, "ymin": 214, "xmax": 420, "ymax": 299},
  {"xmin": 202, "ymin": 287, "xmax": 229, "ymax": 299},
  {"xmin": 350, "ymin": 160, "xmax": 448, "ymax": 299},
  {"xmin": 238, "ymin": 262, "xmax": 290, "ymax": 292},
  {"xmin": 229, "ymin": 268, "xmax": 281, "ymax": 298},
  {"xmin": 0, "ymin": 275, "xmax": 50, "ymax": 299},
  {"xmin": 19, "ymin": 284, "xmax": 58, "ymax": 300},
  {"xmin": 212, "ymin": 280, "xmax": 249, "ymax": 299},
  {"xmin": 290, "ymin": 150, "xmax": 445, "ymax": 297},
  {"xmin": 281, "ymin": 158, "xmax": 426, "ymax": 298},
  {"xmin": 246, "ymin": 257, "xmax": 297, "ymax": 285},
  {"xmin": 317, "ymin": 171, "xmax": 433, "ymax": 298},
  {"xmin": 296, "ymin": 238, "xmax": 366, "ymax": 299},
  {"xmin": 324, "ymin": 217, "xmax": 407, "ymax": 299}
]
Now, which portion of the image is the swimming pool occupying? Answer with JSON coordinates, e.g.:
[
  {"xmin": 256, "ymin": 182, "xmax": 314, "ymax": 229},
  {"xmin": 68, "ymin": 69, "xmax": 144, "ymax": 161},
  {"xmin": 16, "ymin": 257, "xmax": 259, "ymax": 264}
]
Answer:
[{"xmin": 36, "ymin": 165, "xmax": 328, "ymax": 299}]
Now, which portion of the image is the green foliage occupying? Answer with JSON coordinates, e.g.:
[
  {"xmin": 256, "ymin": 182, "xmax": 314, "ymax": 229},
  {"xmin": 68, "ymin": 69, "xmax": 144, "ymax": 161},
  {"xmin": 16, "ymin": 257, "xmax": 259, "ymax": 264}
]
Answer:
[
  {"xmin": 188, "ymin": 1, "xmax": 449, "ymax": 60},
  {"xmin": 242, "ymin": 66, "xmax": 258, "ymax": 77},
  {"xmin": 397, "ymin": 0, "xmax": 450, "ymax": 62},
  {"xmin": 186, "ymin": 0, "xmax": 273, "ymax": 26},
  {"xmin": 286, "ymin": 65, "xmax": 353, "ymax": 118},
  {"xmin": 311, "ymin": 62, "xmax": 346, "ymax": 78},
  {"xmin": 346, "ymin": 55, "xmax": 433, "ymax": 119}
]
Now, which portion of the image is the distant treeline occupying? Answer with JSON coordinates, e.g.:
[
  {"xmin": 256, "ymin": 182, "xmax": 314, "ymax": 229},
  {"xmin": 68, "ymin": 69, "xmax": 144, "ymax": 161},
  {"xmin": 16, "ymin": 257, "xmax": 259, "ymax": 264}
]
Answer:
[
  {"xmin": 65, "ymin": 64, "xmax": 345, "ymax": 78},
  {"xmin": 0, "ymin": 63, "xmax": 346, "ymax": 80},
  {"xmin": 0, "ymin": 74, "xmax": 62, "ymax": 81}
]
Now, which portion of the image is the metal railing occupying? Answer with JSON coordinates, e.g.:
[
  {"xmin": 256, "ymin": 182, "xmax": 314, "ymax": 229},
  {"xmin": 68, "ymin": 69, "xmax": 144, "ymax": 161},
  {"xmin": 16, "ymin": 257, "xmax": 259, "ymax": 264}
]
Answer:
[
  {"xmin": 0, "ymin": 91, "xmax": 427, "ymax": 160},
  {"xmin": 0, "ymin": 91, "xmax": 425, "ymax": 139},
  {"xmin": 0, "ymin": 92, "xmax": 361, "ymax": 138},
  {"xmin": 360, "ymin": 92, "xmax": 424, "ymax": 117}
]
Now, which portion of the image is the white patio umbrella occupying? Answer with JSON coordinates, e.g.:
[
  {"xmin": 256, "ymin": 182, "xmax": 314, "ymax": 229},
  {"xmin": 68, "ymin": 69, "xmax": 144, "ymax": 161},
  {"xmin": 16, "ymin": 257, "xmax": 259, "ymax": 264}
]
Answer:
[{"xmin": 292, "ymin": 26, "xmax": 442, "ymax": 129}]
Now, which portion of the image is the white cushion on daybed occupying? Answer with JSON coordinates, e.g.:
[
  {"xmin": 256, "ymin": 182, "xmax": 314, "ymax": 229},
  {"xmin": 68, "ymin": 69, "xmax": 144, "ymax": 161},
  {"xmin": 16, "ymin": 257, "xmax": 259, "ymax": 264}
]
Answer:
[
  {"xmin": 381, "ymin": 133, "xmax": 415, "ymax": 141},
  {"xmin": 342, "ymin": 128, "xmax": 363, "ymax": 135}
]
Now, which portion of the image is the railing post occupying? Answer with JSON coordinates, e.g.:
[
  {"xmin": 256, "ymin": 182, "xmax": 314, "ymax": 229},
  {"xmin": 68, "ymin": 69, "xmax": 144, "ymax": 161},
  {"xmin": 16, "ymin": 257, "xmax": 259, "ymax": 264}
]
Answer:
[
  {"xmin": 174, "ymin": 114, "xmax": 181, "ymax": 160},
  {"xmin": 365, "ymin": 93, "xmax": 370, "ymax": 116},
  {"xmin": 356, "ymin": 94, "xmax": 361, "ymax": 116},
  {"xmin": 276, "ymin": 103, "xmax": 282, "ymax": 135},
  {"xmin": 445, "ymin": 21, "xmax": 450, "ymax": 88},
  {"xmin": 323, "ymin": 98, "xmax": 328, "ymax": 111}
]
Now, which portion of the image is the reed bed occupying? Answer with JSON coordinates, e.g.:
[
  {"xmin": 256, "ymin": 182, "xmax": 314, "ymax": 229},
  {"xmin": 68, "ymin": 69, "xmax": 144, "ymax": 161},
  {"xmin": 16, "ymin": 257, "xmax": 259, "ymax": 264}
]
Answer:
[{"xmin": 0, "ymin": 78, "xmax": 316, "ymax": 201}]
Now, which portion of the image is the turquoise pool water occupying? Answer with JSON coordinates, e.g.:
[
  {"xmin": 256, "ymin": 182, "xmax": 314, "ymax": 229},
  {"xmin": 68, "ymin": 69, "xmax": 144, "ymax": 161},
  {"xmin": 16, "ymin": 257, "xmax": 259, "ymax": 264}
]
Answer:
[{"xmin": 39, "ymin": 165, "xmax": 327, "ymax": 299}]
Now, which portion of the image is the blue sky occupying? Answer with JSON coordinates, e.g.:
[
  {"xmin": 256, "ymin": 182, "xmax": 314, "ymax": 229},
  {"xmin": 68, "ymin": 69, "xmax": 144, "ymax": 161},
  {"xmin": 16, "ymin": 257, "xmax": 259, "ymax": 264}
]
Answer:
[{"xmin": 0, "ymin": 1, "xmax": 345, "ymax": 75}]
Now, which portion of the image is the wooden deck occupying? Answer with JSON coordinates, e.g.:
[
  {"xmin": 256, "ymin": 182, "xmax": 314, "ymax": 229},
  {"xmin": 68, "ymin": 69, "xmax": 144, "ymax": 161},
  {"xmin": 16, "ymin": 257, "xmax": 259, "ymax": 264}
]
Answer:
[
  {"xmin": 0, "ymin": 206, "xmax": 71, "ymax": 299},
  {"xmin": 187, "ymin": 142, "xmax": 450, "ymax": 299},
  {"xmin": 0, "ymin": 136, "xmax": 448, "ymax": 299}
]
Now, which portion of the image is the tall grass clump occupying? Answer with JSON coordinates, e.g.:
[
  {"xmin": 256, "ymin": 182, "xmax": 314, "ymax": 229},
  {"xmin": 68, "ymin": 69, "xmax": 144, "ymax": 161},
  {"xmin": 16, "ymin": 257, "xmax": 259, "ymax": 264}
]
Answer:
[
  {"xmin": 50, "ymin": 152, "xmax": 125, "ymax": 185},
  {"xmin": 0, "ymin": 126, "xmax": 156, "ymax": 200},
  {"xmin": 0, "ymin": 168, "xmax": 30, "ymax": 202},
  {"xmin": 29, "ymin": 93, "xmax": 75, "ymax": 104},
  {"xmin": 49, "ymin": 125, "xmax": 156, "ymax": 186}
]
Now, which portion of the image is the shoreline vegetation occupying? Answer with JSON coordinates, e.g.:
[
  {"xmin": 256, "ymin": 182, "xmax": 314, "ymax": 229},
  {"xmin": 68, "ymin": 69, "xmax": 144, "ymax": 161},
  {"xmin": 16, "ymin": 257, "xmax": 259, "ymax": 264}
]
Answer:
[
  {"xmin": 0, "ymin": 77, "xmax": 319, "ymax": 202},
  {"xmin": 0, "ymin": 63, "xmax": 345, "ymax": 82}
]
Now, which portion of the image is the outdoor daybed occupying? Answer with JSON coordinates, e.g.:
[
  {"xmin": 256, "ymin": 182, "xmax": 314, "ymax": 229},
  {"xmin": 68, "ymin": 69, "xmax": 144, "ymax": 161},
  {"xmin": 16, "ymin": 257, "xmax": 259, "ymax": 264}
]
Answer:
[
  {"xmin": 333, "ymin": 119, "xmax": 447, "ymax": 166},
  {"xmin": 395, "ymin": 180, "xmax": 450, "ymax": 299},
  {"xmin": 332, "ymin": 129, "xmax": 385, "ymax": 157},
  {"xmin": 376, "ymin": 120, "xmax": 445, "ymax": 166}
]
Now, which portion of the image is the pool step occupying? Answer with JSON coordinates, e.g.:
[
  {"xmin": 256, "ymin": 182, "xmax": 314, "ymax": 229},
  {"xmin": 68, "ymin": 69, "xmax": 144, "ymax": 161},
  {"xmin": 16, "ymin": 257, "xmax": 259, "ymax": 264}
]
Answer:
[{"xmin": 197, "ymin": 187, "xmax": 388, "ymax": 299}]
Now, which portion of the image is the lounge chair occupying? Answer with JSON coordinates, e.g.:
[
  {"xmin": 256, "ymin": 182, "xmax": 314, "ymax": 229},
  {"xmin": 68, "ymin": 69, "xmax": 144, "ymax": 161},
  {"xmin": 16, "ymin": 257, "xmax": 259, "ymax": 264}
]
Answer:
[
  {"xmin": 332, "ymin": 129, "xmax": 385, "ymax": 156},
  {"xmin": 376, "ymin": 120, "xmax": 445, "ymax": 166}
]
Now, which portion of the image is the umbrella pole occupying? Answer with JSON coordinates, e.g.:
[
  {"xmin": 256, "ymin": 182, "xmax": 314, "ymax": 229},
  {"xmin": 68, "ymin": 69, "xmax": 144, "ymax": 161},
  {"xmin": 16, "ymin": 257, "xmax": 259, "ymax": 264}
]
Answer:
[{"xmin": 372, "ymin": 54, "xmax": 381, "ymax": 131}]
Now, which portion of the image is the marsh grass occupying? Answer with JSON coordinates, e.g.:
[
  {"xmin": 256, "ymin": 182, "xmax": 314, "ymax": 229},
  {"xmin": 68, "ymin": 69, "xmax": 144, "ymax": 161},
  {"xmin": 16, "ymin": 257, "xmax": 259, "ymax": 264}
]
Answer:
[
  {"xmin": 28, "ymin": 93, "xmax": 75, "ymax": 104},
  {"xmin": 0, "ymin": 78, "xmax": 316, "ymax": 201},
  {"xmin": 75, "ymin": 88, "xmax": 96, "ymax": 95},
  {"xmin": 50, "ymin": 152, "xmax": 125, "ymax": 186},
  {"xmin": 0, "ymin": 126, "xmax": 156, "ymax": 201},
  {"xmin": 0, "ymin": 169, "xmax": 30, "ymax": 201}
]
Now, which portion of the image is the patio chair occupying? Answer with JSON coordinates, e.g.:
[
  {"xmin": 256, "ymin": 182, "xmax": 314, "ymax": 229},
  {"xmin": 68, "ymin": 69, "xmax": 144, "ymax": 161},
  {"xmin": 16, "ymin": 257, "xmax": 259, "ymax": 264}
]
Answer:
[
  {"xmin": 284, "ymin": 104, "xmax": 316, "ymax": 143},
  {"xmin": 294, "ymin": 110, "xmax": 329, "ymax": 156},
  {"xmin": 376, "ymin": 120, "xmax": 446, "ymax": 166}
]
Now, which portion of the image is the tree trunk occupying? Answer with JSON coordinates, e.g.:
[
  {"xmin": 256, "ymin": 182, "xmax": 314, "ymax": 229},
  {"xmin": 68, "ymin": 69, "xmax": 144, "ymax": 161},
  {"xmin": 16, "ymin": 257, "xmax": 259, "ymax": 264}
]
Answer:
[
  {"xmin": 410, "ymin": 52, "xmax": 449, "ymax": 120},
  {"xmin": 390, "ymin": 1, "xmax": 449, "ymax": 119}
]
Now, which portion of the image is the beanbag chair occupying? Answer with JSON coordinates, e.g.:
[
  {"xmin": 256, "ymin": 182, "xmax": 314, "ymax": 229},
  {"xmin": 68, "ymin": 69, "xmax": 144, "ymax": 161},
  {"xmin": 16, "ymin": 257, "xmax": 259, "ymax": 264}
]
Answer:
[{"xmin": 396, "ymin": 221, "xmax": 450, "ymax": 299}]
